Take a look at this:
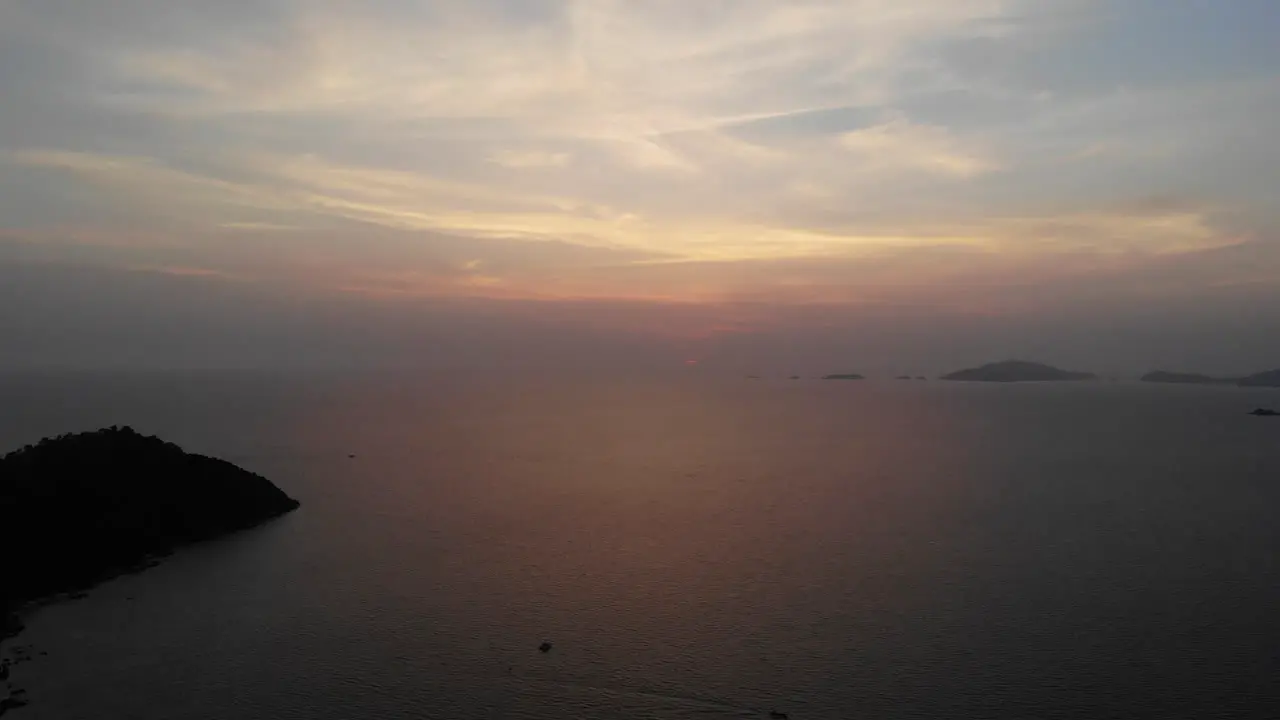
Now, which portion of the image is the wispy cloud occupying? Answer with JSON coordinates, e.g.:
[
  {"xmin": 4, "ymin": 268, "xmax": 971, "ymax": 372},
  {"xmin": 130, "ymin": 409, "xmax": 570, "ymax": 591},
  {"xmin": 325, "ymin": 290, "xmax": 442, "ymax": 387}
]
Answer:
[
  {"xmin": 489, "ymin": 150, "xmax": 572, "ymax": 169},
  {"xmin": 2, "ymin": 0, "xmax": 1278, "ymax": 351},
  {"xmin": 839, "ymin": 118, "xmax": 998, "ymax": 178}
]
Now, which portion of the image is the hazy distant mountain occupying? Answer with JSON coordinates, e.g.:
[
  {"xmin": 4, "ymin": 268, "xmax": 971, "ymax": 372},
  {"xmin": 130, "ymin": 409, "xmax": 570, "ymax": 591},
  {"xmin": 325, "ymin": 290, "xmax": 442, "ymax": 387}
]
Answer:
[
  {"xmin": 1141, "ymin": 371, "xmax": 1224, "ymax": 384},
  {"xmin": 941, "ymin": 360, "xmax": 1096, "ymax": 383},
  {"xmin": 1238, "ymin": 369, "xmax": 1280, "ymax": 387}
]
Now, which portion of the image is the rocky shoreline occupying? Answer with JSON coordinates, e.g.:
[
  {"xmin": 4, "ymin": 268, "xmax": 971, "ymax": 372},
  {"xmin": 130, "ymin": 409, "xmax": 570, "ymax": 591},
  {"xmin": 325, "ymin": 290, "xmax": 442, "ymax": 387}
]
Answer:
[
  {"xmin": 0, "ymin": 630, "xmax": 37, "ymax": 718},
  {"xmin": 0, "ymin": 660, "xmax": 31, "ymax": 718}
]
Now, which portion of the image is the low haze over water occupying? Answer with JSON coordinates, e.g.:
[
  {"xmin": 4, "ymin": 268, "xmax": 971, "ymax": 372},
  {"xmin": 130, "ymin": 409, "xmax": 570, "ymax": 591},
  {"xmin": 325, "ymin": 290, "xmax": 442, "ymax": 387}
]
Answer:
[{"xmin": 3, "ymin": 372, "xmax": 1279, "ymax": 719}]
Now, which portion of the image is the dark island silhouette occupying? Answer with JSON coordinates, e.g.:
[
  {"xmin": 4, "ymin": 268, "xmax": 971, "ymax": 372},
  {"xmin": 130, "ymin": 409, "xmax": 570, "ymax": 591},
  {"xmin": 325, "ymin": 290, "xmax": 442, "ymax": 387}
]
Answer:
[
  {"xmin": 0, "ymin": 427, "xmax": 299, "ymax": 647},
  {"xmin": 821, "ymin": 373, "xmax": 864, "ymax": 380},
  {"xmin": 1249, "ymin": 408, "xmax": 1279, "ymax": 417},
  {"xmin": 941, "ymin": 360, "xmax": 1096, "ymax": 383},
  {"xmin": 1238, "ymin": 369, "xmax": 1280, "ymax": 388}
]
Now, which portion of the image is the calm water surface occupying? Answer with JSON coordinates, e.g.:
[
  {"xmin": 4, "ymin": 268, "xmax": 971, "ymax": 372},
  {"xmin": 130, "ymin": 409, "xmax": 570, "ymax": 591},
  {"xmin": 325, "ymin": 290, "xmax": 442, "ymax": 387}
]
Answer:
[{"xmin": 2, "ymin": 372, "xmax": 1278, "ymax": 719}]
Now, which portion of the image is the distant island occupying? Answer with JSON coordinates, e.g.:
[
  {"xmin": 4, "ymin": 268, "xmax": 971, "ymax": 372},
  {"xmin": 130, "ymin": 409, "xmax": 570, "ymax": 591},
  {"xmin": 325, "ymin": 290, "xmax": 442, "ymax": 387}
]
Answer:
[
  {"xmin": 1238, "ymin": 369, "xmax": 1280, "ymax": 388},
  {"xmin": 1139, "ymin": 369, "xmax": 1280, "ymax": 387},
  {"xmin": 941, "ymin": 360, "xmax": 1096, "ymax": 383},
  {"xmin": 821, "ymin": 373, "xmax": 864, "ymax": 380},
  {"xmin": 1141, "ymin": 371, "xmax": 1226, "ymax": 385},
  {"xmin": 1, "ymin": 427, "xmax": 299, "ymax": 644}
]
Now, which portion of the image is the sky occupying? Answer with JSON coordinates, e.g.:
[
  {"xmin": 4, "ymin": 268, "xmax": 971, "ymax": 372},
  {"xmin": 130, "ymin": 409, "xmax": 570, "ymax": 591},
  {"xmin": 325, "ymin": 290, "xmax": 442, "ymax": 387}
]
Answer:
[{"xmin": 1, "ymin": 0, "xmax": 1278, "ymax": 374}]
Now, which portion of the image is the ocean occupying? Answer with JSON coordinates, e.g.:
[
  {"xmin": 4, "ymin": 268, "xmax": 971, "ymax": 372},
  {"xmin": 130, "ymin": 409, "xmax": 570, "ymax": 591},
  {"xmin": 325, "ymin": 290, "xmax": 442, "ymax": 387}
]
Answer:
[{"xmin": 2, "ymin": 371, "xmax": 1278, "ymax": 719}]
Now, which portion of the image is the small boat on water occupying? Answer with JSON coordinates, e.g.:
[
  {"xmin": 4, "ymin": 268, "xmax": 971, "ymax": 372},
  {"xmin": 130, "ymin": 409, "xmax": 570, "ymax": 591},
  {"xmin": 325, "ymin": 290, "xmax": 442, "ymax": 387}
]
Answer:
[{"xmin": 538, "ymin": 641, "xmax": 552, "ymax": 653}]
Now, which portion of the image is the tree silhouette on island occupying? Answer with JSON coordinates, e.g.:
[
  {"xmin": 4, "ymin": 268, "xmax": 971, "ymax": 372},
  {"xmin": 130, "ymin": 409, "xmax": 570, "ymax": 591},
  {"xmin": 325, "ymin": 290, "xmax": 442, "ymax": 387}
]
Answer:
[{"xmin": 941, "ymin": 360, "xmax": 1096, "ymax": 383}]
